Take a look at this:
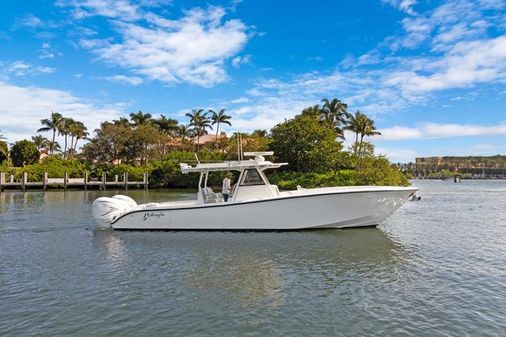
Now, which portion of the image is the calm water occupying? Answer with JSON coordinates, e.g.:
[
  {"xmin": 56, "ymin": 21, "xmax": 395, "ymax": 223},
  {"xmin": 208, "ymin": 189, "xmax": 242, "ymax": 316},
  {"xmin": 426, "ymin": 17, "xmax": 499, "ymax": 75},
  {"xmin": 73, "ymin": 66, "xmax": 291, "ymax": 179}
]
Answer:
[{"xmin": 0, "ymin": 181, "xmax": 505, "ymax": 336}]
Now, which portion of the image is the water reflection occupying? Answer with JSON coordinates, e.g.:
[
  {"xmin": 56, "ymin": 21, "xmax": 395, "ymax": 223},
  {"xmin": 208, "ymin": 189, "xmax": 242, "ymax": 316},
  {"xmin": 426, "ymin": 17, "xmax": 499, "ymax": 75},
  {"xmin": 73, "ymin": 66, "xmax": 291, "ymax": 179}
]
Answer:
[{"xmin": 93, "ymin": 228, "xmax": 406, "ymax": 309}]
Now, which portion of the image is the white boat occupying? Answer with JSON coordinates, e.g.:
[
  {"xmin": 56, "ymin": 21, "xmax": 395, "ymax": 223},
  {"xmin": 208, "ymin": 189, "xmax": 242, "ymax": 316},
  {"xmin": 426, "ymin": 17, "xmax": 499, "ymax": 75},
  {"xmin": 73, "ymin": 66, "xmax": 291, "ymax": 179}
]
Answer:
[{"xmin": 92, "ymin": 152, "xmax": 417, "ymax": 230}]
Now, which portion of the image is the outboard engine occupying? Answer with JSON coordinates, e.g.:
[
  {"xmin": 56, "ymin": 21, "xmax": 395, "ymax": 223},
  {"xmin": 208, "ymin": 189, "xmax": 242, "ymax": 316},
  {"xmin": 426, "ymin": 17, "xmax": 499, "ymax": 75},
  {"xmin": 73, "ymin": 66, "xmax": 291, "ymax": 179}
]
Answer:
[{"xmin": 92, "ymin": 195, "xmax": 137, "ymax": 224}]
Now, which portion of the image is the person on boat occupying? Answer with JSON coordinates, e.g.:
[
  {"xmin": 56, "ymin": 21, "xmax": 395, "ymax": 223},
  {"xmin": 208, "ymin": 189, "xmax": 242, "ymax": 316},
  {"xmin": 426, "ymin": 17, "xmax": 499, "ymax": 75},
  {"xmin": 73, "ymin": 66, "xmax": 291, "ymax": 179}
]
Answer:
[{"xmin": 222, "ymin": 173, "xmax": 232, "ymax": 202}]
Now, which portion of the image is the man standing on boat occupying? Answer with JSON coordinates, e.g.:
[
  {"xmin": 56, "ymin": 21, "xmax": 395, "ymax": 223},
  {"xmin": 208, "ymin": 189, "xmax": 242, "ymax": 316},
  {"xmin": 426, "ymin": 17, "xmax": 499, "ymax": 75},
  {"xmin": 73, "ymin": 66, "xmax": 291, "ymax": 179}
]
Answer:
[{"xmin": 222, "ymin": 173, "xmax": 232, "ymax": 202}]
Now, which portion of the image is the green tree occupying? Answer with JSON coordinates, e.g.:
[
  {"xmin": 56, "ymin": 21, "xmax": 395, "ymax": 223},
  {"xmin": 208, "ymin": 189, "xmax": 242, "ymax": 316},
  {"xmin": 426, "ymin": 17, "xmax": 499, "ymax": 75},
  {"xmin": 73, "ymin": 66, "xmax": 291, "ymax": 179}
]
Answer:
[
  {"xmin": 210, "ymin": 109, "xmax": 231, "ymax": 140},
  {"xmin": 270, "ymin": 111, "xmax": 343, "ymax": 173},
  {"xmin": 11, "ymin": 140, "xmax": 39, "ymax": 167},
  {"xmin": 83, "ymin": 122, "xmax": 130, "ymax": 164},
  {"xmin": 37, "ymin": 111, "xmax": 63, "ymax": 155},
  {"xmin": 251, "ymin": 129, "xmax": 269, "ymax": 138},
  {"xmin": 0, "ymin": 132, "xmax": 7, "ymax": 164}
]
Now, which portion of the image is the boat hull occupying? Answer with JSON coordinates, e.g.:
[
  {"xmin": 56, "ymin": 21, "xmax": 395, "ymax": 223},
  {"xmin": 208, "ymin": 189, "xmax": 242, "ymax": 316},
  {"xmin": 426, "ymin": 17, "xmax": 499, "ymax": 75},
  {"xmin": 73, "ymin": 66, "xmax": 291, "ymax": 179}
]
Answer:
[{"xmin": 111, "ymin": 187, "xmax": 417, "ymax": 230}]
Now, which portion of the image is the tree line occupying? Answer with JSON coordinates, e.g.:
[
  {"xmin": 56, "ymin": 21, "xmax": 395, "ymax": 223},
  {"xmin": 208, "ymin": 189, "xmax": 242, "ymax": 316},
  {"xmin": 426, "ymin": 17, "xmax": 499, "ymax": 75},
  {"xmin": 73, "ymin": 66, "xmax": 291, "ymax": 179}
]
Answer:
[{"xmin": 1, "ymin": 97, "xmax": 383, "ymax": 174}]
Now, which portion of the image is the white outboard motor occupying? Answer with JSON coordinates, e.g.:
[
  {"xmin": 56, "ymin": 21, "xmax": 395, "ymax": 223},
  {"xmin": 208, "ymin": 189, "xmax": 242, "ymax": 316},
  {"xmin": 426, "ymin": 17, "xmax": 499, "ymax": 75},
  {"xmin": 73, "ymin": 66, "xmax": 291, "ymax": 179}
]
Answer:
[{"xmin": 92, "ymin": 195, "xmax": 137, "ymax": 224}]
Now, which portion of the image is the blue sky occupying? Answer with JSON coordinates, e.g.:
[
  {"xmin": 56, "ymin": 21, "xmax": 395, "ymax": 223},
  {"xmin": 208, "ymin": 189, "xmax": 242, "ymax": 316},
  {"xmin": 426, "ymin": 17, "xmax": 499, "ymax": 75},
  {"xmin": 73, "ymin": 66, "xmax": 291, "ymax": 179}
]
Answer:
[{"xmin": 0, "ymin": 0, "xmax": 505, "ymax": 162}]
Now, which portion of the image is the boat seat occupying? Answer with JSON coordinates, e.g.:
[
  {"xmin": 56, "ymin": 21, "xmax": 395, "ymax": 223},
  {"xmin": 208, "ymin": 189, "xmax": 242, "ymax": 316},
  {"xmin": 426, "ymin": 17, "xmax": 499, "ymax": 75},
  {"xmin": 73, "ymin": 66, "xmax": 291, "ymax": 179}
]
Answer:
[{"xmin": 202, "ymin": 188, "xmax": 223, "ymax": 203}]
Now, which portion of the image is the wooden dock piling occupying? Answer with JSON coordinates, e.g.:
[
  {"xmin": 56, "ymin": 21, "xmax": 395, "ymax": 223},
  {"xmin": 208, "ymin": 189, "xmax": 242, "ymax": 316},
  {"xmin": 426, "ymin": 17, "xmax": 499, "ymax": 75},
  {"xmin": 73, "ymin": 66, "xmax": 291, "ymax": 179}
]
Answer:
[
  {"xmin": 0, "ymin": 171, "xmax": 149, "ymax": 191},
  {"xmin": 64, "ymin": 172, "xmax": 68, "ymax": 191},
  {"xmin": 143, "ymin": 172, "xmax": 148, "ymax": 190},
  {"xmin": 43, "ymin": 172, "xmax": 48, "ymax": 191},
  {"xmin": 22, "ymin": 172, "xmax": 27, "ymax": 192}
]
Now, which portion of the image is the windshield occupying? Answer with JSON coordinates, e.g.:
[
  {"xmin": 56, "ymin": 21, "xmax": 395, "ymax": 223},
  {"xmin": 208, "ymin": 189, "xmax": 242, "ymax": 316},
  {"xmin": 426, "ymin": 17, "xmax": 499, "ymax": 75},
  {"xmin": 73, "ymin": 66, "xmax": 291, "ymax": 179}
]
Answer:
[{"xmin": 240, "ymin": 169, "xmax": 265, "ymax": 186}]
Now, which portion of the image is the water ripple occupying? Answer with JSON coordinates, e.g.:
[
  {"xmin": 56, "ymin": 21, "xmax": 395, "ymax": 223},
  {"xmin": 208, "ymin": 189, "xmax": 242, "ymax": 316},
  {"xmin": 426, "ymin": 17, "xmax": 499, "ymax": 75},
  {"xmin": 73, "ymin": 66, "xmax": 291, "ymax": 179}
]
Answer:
[{"xmin": 0, "ymin": 182, "xmax": 505, "ymax": 336}]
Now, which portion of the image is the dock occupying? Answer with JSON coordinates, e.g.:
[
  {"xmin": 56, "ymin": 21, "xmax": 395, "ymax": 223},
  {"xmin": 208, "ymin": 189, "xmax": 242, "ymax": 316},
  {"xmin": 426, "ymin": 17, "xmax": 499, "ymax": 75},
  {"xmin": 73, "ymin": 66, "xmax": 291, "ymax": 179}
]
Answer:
[{"xmin": 0, "ymin": 172, "xmax": 149, "ymax": 192}]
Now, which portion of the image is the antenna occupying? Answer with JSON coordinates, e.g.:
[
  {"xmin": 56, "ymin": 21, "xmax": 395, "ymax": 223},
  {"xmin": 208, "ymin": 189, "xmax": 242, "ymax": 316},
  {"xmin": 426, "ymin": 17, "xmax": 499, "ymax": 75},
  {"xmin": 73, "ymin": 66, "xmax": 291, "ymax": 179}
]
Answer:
[
  {"xmin": 239, "ymin": 133, "xmax": 243, "ymax": 160},
  {"xmin": 194, "ymin": 153, "xmax": 201, "ymax": 164}
]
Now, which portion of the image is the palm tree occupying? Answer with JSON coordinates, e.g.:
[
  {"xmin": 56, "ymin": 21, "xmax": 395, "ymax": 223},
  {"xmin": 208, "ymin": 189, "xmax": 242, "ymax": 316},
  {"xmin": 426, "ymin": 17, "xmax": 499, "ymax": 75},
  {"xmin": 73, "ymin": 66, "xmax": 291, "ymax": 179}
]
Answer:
[
  {"xmin": 360, "ymin": 116, "xmax": 381, "ymax": 144},
  {"xmin": 209, "ymin": 109, "xmax": 232, "ymax": 140},
  {"xmin": 31, "ymin": 135, "xmax": 50, "ymax": 150},
  {"xmin": 344, "ymin": 110, "xmax": 381, "ymax": 155},
  {"xmin": 0, "ymin": 132, "xmax": 7, "ymax": 162},
  {"xmin": 155, "ymin": 115, "xmax": 179, "ymax": 136},
  {"xmin": 58, "ymin": 117, "xmax": 76, "ymax": 159},
  {"xmin": 345, "ymin": 111, "xmax": 366, "ymax": 155},
  {"xmin": 251, "ymin": 129, "xmax": 268, "ymax": 138},
  {"xmin": 185, "ymin": 109, "xmax": 212, "ymax": 152},
  {"xmin": 129, "ymin": 111, "xmax": 152, "ymax": 126},
  {"xmin": 177, "ymin": 124, "xmax": 193, "ymax": 142},
  {"xmin": 37, "ymin": 111, "xmax": 63, "ymax": 155},
  {"xmin": 320, "ymin": 98, "xmax": 348, "ymax": 138},
  {"xmin": 68, "ymin": 120, "xmax": 88, "ymax": 156},
  {"xmin": 301, "ymin": 104, "xmax": 321, "ymax": 116},
  {"xmin": 113, "ymin": 117, "xmax": 131, "ymax": 128}
]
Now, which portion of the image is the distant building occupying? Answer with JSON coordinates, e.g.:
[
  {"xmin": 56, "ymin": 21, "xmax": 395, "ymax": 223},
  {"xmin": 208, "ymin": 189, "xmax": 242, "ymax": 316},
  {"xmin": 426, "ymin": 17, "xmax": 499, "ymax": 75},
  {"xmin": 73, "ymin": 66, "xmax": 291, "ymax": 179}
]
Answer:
[
  {"xmin": 415, "ymin": 155, "xmax": 506, "ymax": 169},
  {"xmin": 193, "ymin": 132, "xmax": 227, "ymax": 147},
  {"xmin": 414, "ymin": 155, "xmax": 506, "ymax": 178},
  {"xmin": 39, "ymin": 148, "xmax": 49, "ymax": 161}
]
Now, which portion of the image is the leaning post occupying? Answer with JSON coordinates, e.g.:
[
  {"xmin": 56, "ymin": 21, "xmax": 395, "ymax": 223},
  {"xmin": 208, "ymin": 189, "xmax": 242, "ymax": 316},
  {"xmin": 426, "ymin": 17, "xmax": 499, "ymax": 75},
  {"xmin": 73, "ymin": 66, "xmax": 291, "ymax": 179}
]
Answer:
[
  {"xmin": 84, "ymin": 172, "xmax": 88, "ymax": 191},
  {"xmin": 124, "ymin": 172, "xmax": 128, "ymax": 191},
  {"xmin": 102, "ymin": 172, "xmax": 107, "ymax": 191}
]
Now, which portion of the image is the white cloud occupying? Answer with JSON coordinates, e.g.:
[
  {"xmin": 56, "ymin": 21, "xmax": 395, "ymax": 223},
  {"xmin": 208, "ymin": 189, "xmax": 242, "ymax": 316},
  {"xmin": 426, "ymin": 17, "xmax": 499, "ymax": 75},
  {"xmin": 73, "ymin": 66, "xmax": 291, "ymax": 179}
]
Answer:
[
  {"xmin": 39, "ymin": 42, "xmax": 56, "ymax": 59},
  {"xmin": 58, "ymin": 0, "xmax": 140, "ymax": 21},
  {"xmin": 139, "ymin": 0, "xmax": 172, "ymax": 7},
  {"xmin": 105, "ymin": 74, "xmax": 143, "ymax": 86},
  {"xmin": 375, "ymin": 147, "xmax": 418, "ymax": 162},
  {"xmin": 379, "ymin": 123, "xmax": 506, "ymax": 140},
  {"xmin": 12, "ymin": 14, "xmax": 45, "ymax": 29},
  {"xmin": 230, "ymin": 97, "xmax": 249, "ymax": 104},
  {"xmin": 231, "ymin": 54, "xmax": 251, "ymax": 67},
  {"xmin": 12, "ymin": 14, "xmax": 60, "ymax": 31},
  {"xmin": 223, "ymin": 0, "xmax": 506, "ymax": 132},
  {"xmin": 0, "ymin": 81, "xmax": 125, "ymax": 143},
  {"xmin": 78, "ymin": 6, "xmax": 249, "ymax": 87},
  {"xmin": 2, "ymin": 61, "xmax": 55, "ymax": 77},
  {"xmin": 384, "ymin": 0, "xmax": 417, "ymax": 15}
]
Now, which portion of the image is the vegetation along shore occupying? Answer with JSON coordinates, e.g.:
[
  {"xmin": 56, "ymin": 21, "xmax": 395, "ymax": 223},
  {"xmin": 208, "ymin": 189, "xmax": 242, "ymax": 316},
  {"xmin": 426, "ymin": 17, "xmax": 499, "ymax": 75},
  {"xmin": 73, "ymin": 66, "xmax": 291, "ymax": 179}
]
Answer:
[{"xmin": 0, "ymin": 98, "xmax": 408, "ymax": 189}]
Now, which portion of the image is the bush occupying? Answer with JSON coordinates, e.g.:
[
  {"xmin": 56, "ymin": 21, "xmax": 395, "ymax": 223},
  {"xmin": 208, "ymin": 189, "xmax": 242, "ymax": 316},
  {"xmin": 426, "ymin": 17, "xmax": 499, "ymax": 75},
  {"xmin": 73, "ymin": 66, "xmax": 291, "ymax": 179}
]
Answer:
[
  {"xmin": 268, "ymin": 157, "xmax": 409, "ymax": 189},
  {"xmin": 0, "ymin": 156, "xmax": 90, "ymax": 181},
  {"xmin": 355, "ymin": 156, "xmax": 409, "ymax": 186},
  {"xmin": 268, "ymin": 170, "xmax": 358, "ymax": 189},
  {"xmin": 108, "ymin": 163, "xmax": 151, "ymax": 182}
]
